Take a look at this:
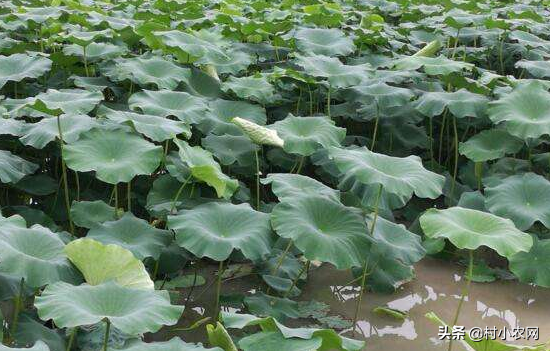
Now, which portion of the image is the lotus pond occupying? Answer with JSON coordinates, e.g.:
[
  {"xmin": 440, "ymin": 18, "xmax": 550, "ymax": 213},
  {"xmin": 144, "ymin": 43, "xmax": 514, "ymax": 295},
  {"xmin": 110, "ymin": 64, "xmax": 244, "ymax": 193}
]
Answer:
[{"xmin": 1, "ymin": 0, "xmax": 550, "ymax": 350}]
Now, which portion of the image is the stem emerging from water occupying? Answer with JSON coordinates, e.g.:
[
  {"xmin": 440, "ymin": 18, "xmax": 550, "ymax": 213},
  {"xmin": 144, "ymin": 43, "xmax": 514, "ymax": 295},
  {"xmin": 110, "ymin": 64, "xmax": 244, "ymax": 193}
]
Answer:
[
  {"xmin": 447, "ymin": 250, "xmax": 474, "ymax": 351},
  {"xmin": 352, "ymin": 183, "xmax": 383, "ymax": 336},
  {"xmin": 254, "ymin": 149, "xmax": 260, "ymax": 210},
  {"xmin": 214, "ymin": 260, "xmax": 224, "ymax": 321}
]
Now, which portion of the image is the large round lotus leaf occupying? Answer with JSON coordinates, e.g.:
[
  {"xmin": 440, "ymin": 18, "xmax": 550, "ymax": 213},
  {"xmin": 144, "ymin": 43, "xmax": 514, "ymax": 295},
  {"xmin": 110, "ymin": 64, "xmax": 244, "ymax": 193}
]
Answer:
[
  {"xmin": 30, "ymin": 89, "xmax": 103, "ymax": 115},
  {"xmin": 419, "ymin": 207, "xmax": 532, "ymax": 258},
  {"xmin": 231, "ymin": 117, "xmax": 284, "ymax": 147},
  {"xmin": 366, "ymin": 256, "xmax": 414, "ymax": 293},
  {"xmin": 261, "ymin": 173, "xmax": 340, "ymax": 202},
  {"xmin": 458, "ymin": 129, "xmax": 524, "ymax": 162},
  {"xmin": 70, "ymin": 75, "xmax": 115, "ymax": 93},
  {"xmin": 0, "ymin": 53, "xmax": 51, "ymax": 88},
  {"xmin": 239, "ymin": 332, "xmax": 322, "ymax": 351},
  {"xmin": 413, "ymin": 89, "xmax": 489, "ymax": 118},
  {"xmin": 64, "ymin": 238, "xmax": 154, "ymax": 290},
  {"xmin": 128, "ymin": 90, "xmax": 208, "ymax": 124},
  {"xmin": 35, "ymin": 281, "xmax": 183, "ymax": 335},
  {"xmin": 174, "ymin": 139, "xmax": 238, "ymax": 199},
  {"xmin": 0, "ymin": 150, "xmax": 38, "ymax": 184},
  {"xmin": 199, "ymin": 99, "xmax": 266, "ymax": 136},
  {"xmin": 102, "ymin": 56, "xmax": 191, "ymax": 90},
  {"xmin": 488, "ymin": 81, "xmax": 550, "ymax": 139},
  {"xmin": 222, "ymin": 75, "xmax": 276, "ymax": 105},
  {"xmin": 14, "ymin": 174, "xmax": 56, "ymax": 196},
  {"xmin": 63, "ymin": 42, "xmax": 128, "ymax": 62},
  {"xmin": 271, "ymin": 115, "xmax": 346, "ymax": 156},
  {"xmin": 347, "ymin": 82, "xmax": 414, "ymax": 108},
  {"xmin": 293, "ymin": 54, "xmax": 371, "ymax": 88},
  {"xmin": 509, "ymin": 236, "xmax": 550, "ymax": 288},
  {"xmin": 19, "ymin": 114, "xmax": 99, "ymax": 149},
  {"xmin": 60, "ymin": 27, "xmax": 114, "ymax": 46},
  {"xmin": 202, "ymin": 134, "xmax": 259, "ymax": 166},
  {"xmin": 510, "ymin": 30, "xmax": 550, "ymax": 49},
  {"xmin": 87, "ymin": 212, "xmax": 171, "ymax": 260},
  {"xmin": 70, "ymin": 200, "xmax": 116, "ymax": 229},
  {"xmin": 168, "ymin": 202, "xmax": 272, "ymax": 261},
  {"xmin": 271, "ymin": 195, "xmax": 371, "ymax": 270},
  {"xmin": 97, "ymin": 106, "xmax": 191, "ymax": 142},
  {"xmin": 0, "ymin": 218, "xmax": 79, "ymax": 288},
  {"xmin": 196, "ymin": 48, "xmax": 252, "ymax": 75},
  {"xmin": 112, "ymin": 338, "xmax": 223, "ymax": 351},
  {"xmin": 484, "ymin": 173, "xmax": 550, "ymax": 230},
  {"xmin": 0, "ymin": 341, "xmax": 50, "ymax": 351},
  {"xmin": 63, "ymin": 128, "xmax": 162, "ymax": 184},
  {"xmin": 293, "ymin": 27, "xmax": 355, "ymax": 56},
  {"xmin": 154, "ymin": 30, "xmax": 229, "ymax": 63},
  {"xmin": 369, "ymin": 215, "xmax": 425, "ymax": 265},
  {"xmin": 515, "ymin": 60, "xmax": 550, "ymax": 79},
  {"xmin": 328, "ymin": 146, "xmax": 444, "ymax": 201},
  {"xmin": 393, "ymin": 55, "xmax": 474, "ymax": 75},
  {"xmin": 0, "ymin": 118, "xmax": 24, "ymax": 136}
]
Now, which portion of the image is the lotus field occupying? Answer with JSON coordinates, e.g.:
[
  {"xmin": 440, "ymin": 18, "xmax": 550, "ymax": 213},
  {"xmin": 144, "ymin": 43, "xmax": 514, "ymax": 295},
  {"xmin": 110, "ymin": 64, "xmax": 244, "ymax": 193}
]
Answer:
[{"xmin": 2, "ymin": 0, "xmax": 550, "ymax": 350}]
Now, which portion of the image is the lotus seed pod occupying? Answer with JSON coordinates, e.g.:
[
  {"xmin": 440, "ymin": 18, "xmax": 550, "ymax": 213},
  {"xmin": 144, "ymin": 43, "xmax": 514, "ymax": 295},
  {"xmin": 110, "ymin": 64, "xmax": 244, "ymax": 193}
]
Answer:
[{"xmin": 231, "ymin": 117, "xmax": 284, "ymax": 147}]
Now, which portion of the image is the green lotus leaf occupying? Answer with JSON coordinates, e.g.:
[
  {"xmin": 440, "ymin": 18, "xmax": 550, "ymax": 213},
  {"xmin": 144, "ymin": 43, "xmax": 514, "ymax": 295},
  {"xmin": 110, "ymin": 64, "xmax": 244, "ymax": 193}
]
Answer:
[
  {"xmin": 459, "ymin": 129, "xmax": 524, "ymax": 162},
  {"xmin": 262, "ymin": 173, "xmax": 340, "ymax": 202},
  {"xmin": 515, "ymin": 60, "xmax": 550, "ymax": 79},
  {"xmin": 202, "ymin": 134, "xmax": 259, "ymax": 166},
  {"xmin": 199, "ymin": 99, "xmax": 266, "ymax": 135},
  {"xmin": 13, "ymin": 313, "xmax": 66, "ymax": 351},
  {"xmin": 367, "ymin": 256, "xmax": 415, "ymax": 293},
  {"xmin": 293, "ymin": 27, "xmax": 355, "ymax": 56},
  {"xmin": 0, "ymin": 53, "xmax": 51, "ymax": 88},
  {"xmin": 509, "ymin": 30, "xmax": 550, "ymax": 50},
  {"xmin": 59, "ymin": 27, "xmax": 114, "ymax": 46},
  {"xmin": 168, "ymin": 202, "xmax": 272, "ymax": 261},
  {"xmin": 485, "ymin": 173, "xmax": 550, "ymax": 230},
  {"xmin": 244, "ymin": 292, "xmax": 300, "ymax": 320},
  {"xmin": 175, "ymin": 139, "xmax": 238, "ymax": 198},
  {"xmin": 87, "ymin": 212, "xmax": 171, "ymax": 260},
  {"xmin": 0, "ymin": 217, "xmax": 79, "ymax": 288},
  {"xmin": 29, "ymin": 89, "xmax": 104, "ymax": 115},
  {"xmin": 369, "ymin": 215, "xmax": 425, "ymax": 265},
  {"xmin": 419, "ymin": 207, "xmax": 532, "ymax": 258},
  {"xmin": 64, "ymin": 238, "xmax": 154, "ymax": 290},
  {"xmin": 271, "ymin": 195, "xmax": 371, "ymax": 269},
  {"xmin": 202, "ymin": 49, "xmax": 253, "ymax": 76},
  {"xmin": 154, "ymin": 30, "xmax": 229, "ymax": 62},
  {"xmin": 0, "ymin": 150, "xmax": 38, "ymax": 184},
  {"xmin": 97, "ymin": 106, "xmax": 191, "ymax": 142},
  {"xmin": 207, "ymin": 322, "xmax": 238, "ymax": 351},
  {"xmin": 70, "ymin": 200, "xmax": 117, "ymax": 229},
  {"xmin": 239, "ymin": 331, "xmax": 322, "ymax": 351},
  {"xmin": 488, "ymin": 81, "xmax": 550, "ymax": 139},
  {"xmin": 293, "ymin": 54, "xmax": 371, "ymax": 87},
  {"xmin": 102, "ymin": 56, "xmax": 191, "ymax": 90},
  {"xmin": 63, "ymin": 128, "xmax": 162, "ymax": 184},
  {"xmin": 221, "ymin": 312, "xmax": 364, "ymax": 351},
  {"xmin": 328, "ymin": 146, "xmax": 444, "ymax": 201},
  {"xmin": 0, "ymin": 341, "xmax": 50, "ymax": 351},
  {"xmin": 63, "ymin": 42, "xmax": 128, "ymax": 62},
  {"xmin": 70, "ymin": 75, "xmax": 117, "ymax": 93},
  {"xmin": 112, "ymin": 338, "xmax": 222, "ymax": 351},
  {"xmin": 128, "ymin": 90, "xmax": 208, "ymax": 124},
  {"xmin": 509, "ymin": 236, "xmax": 550, "ymax": 288},
  {"xmin": 35, "ymin": 281, "xmax": 183, "ymax": 335},
  {"xmin": 14, "ymin": 174, "xmax": 56, "ymax": 196},
  {"xmin": 231, "ymin": 117, "xmax": 284, "ymax": 147},
  {"xmin": 393, "ymin": 55, "xmax": 474, "ymax": 75},
  {"xmin": 0, "ymin": 118, "xmax": 24, "ymax": 136},
  {"xmin": 20, "ymin": 114, "xmax": 98, "ymax": 149},
  {"xmin": 347, "ymin": 82, "xmax": 414, "ymax": 108},
  {"xmin": 271, "ymin": 115, "xmax": 346, "ymax": 156},
  {"xmin": 222, "ymin": 75, "xmax": 276, "ymax": 105},
  {"xmin": 414, "ymin": 89, "xmax": 489, "ymax": 118}
]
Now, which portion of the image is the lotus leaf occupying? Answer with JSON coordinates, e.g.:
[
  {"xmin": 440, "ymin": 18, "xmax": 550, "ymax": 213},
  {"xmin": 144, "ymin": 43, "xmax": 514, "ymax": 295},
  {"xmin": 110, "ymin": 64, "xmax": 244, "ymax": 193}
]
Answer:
[
  {"xmin": 128, "ymin": 90, "xmax": 208, "ymax": 124},
  {"xmin": 168, "ymin": 202, "xmax": 272, "ymax": 261},
  {"xmin": 459, "ymin": 129, "xmax": 524, "ymax": 162},
  {"xmin": 64, "ymin": 238, "xmax": 154, "ymax": 290},
  {"xmin": 63, "ymin": 128, "xmax": 163, "ymax": 184},
  {"xmin": 0, "ymin": 150, "xmax": 38, "ymax": 184},
  {"xmin": 420, "ymin": 207, "xmax": 532, "ymax": 258},
  {"xmin": 0, "ymin": 54, "xmax": 51, "ymax": 88}
]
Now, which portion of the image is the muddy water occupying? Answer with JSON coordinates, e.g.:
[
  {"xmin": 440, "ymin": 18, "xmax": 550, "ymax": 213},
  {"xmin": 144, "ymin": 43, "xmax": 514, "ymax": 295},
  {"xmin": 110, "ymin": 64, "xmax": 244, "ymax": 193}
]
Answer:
[
  {"xmin": 302, "ymin": 257, "xmax": 550, "ymax": 350},
  {"xmin": 162, "ymin": 257, "xmax": 550, "ymax": 350}
]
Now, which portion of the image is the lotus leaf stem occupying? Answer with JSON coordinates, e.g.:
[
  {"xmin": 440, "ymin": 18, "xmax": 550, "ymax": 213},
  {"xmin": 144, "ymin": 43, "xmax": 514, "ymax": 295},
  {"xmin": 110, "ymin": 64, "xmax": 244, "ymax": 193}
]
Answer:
[
  {"xmin": 214, "ymin": 260, "xmax": 225, "ymax": 321},
  {"xmin": 283, "ymin": 260, "xmax": 309, "ymax": 298},
  {"xmin": 9, "ymin": 278, "xmax": 25, "ymax": 341},
  {"xmin": 102, "ymin": 320, "xmax": 111, "ymax": 351},
  {"xmin": 254, "ymin": 149, "xmax": 260, "ymax": 210},
  {"xmin": 56, "ymin": 115, "xmax": 75, "ymax": 236},
  {"xmin": 447, "ymin": 250, "xmax": 474, "ymax": 351},
  {"xmin": 66, "ymin": 327, "xmax": 77, "ymax": 351},
  {"xmin": 171, "ymin": 174, "xmax": 193, "ymax": 213}
]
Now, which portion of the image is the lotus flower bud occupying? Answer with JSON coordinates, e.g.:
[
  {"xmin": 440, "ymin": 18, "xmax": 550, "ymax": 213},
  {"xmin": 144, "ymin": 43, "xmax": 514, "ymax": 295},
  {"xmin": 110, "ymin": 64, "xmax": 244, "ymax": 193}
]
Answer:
[{"xmin": 231, "ymin": 117, "xmax": 284, "ymax": 147}]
